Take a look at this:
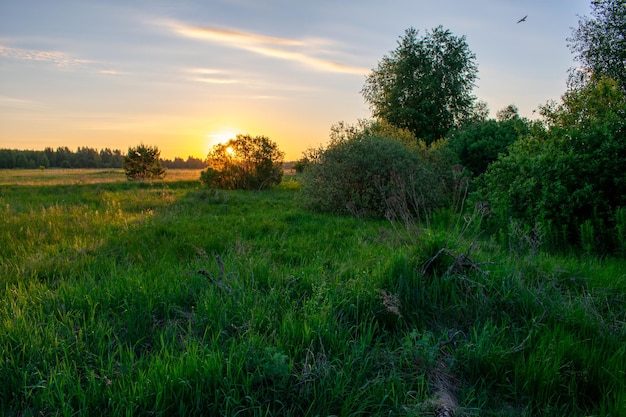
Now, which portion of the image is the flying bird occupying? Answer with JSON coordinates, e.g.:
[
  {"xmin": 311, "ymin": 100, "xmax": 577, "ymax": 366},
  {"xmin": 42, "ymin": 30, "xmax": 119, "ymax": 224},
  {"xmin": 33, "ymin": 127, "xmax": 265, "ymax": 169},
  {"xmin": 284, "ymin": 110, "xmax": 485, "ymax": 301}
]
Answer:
[{"xmin": 517, "ymin": 15, "xmax": 528, "ymax": 23}]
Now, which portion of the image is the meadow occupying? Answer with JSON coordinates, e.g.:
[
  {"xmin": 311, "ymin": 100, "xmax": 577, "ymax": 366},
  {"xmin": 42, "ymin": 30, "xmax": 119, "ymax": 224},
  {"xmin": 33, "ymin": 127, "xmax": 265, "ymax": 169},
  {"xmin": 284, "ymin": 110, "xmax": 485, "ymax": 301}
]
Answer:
[{"xmin": 1, "ymin": 169, "xmax": 625, "ymax": 416}]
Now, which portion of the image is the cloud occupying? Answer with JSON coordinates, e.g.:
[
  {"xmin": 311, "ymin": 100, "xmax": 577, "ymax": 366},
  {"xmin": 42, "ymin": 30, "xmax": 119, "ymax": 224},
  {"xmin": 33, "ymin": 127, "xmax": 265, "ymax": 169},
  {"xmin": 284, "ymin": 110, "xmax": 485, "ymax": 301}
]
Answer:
[
  {"xmin": 0, "ymin": 44, "xmax": 126, "ymax": 77},
  {"xmin": 98, "ymin": 69, "xmax": 127, "ymax": 76},
  {"xmin": 0, "ymin": 45, "xmax": 92, "ymax": 67},
  {"xmin": 188, "ymin": 68, "xmax": 240, "ymax": 84},
  {"xmin": 174, "ymin": 24, "xmax": 303, "ymax": 47},
  {"xmin": 163, "ymin": 21, "xmax": 368, "ymax": 75},
  {"xmin": 0, "ymin": 95, "xmax": 43, "ymax": 109}
]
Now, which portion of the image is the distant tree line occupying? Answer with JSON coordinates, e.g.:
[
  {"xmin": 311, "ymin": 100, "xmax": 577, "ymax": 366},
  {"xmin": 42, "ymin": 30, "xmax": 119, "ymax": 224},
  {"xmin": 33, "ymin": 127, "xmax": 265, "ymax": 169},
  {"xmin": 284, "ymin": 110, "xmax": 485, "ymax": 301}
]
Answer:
[
  {"xmin": 160, "ymin": 156, "xmax": 207, "ymax": 169},
  {"xmin": 0, "ymin": 147, "xmax": 124, "ymax": 169},
  {"xmin": 0, "ymin": 147, "xmax": 207, "ymax": 169}
]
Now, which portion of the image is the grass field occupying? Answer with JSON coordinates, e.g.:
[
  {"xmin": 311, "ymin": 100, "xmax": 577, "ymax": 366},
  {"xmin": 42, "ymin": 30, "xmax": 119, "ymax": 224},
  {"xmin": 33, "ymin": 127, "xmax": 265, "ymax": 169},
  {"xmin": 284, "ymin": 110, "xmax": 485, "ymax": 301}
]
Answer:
[{"xmin": 1, "ymin": 169, "xmax": 625, "ymax": 416}]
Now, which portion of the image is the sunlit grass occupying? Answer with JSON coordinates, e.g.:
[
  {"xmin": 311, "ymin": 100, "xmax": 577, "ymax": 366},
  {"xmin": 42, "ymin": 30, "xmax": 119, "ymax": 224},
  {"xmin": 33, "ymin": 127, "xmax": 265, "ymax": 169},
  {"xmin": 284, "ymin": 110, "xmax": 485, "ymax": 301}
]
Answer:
[
  {"xmin": 1, "ymin": 171, "xmax": 624, "ymax": 416},
  {"xmin": 0, "ymin": 168, "xmax": 204, "ymax": 186}
]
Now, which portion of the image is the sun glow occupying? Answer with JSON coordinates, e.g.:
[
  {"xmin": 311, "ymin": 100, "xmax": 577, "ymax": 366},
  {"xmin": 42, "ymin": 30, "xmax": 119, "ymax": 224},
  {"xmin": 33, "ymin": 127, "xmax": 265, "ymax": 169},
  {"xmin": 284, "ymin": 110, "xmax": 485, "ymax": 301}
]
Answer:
[
  {"xmin": 207, "ymin": 129, "xmax": 238, "ymax": 145},
  {"xmin": 205, "ymin": 129, "xmax": 239, "ymax": 156}
]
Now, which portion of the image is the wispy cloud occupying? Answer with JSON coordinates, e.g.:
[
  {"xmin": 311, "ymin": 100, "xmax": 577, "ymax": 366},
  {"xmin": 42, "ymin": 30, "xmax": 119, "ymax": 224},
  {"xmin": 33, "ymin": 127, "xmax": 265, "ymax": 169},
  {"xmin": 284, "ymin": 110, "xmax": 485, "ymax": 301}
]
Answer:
[
  {"xmin": 188, "ymin": 68, "xmax": 240, "ymax": 84},
  {"xmin": 98, "ymin": 69, "xmax": 127, "ymax": 76},
  {"xmin": 162, "ymin": 21, "xmax": 368, "ymax": 75},
  {"xmin": 175, "ymin": 24, "xmax": 303, "ymax": 47},
  {"xmin": 0, "ymin": 45, "xmax": 92, "ymax": 67},
  {"xmin": 0, "ymin": 44, "xmax": 126, "ymax": 77},
  {"xmin": 0, "ymin": 95, "xmax": 44, "ymax": 109}
]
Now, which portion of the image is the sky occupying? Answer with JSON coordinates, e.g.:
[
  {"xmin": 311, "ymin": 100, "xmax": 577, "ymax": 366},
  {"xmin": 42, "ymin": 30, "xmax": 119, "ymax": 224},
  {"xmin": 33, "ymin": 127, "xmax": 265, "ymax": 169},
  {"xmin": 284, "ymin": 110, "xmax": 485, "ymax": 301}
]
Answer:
[{"xmin": 1, "ymin": 0, "xmax": 592, "ymax": 161}]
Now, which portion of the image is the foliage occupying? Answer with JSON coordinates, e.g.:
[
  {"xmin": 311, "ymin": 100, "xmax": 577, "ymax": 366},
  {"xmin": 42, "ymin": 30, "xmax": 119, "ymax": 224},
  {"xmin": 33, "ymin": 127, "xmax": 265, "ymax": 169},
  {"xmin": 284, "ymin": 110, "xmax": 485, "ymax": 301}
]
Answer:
[
  {"xmin": 0, "ymin": 147, "xmax": 124, "ymax": 169},
  {"xmin": 540, "ymin": 75, "xmax": 626, "ymax": 130},
  {"xmin": 161, "ymin": 156, "xmax": 207, "ymax": 169},
  {"xmin": 477, "ymin": 77, "xmax": 626, "ymax": 253},
  {"xmin": 299, "ymin": 120, "xmax": 446, "ymax": 218},
  {"xmin": 293, "ymin": 158, "xmax": 308, "ymax": 173},
  {"xmin": 1, "ymin": 148, "xmax": 208, "ymax": 170},
  {"xmin": 361, "ymin": 26, "xmax": 478, "ymax": 144},
  {"xmin": 567, "ymin": 0, "xmax": 626, "ymax": 91},
  {"xmin": 446, "ymin": 105, "xmax": 533, "ymax": 177},
  {"xmin": 201, "ymin": 134, "xmax": 284, "ymax": 190},
  {"xmin": 123, "ymin": 144, "xmax": 166, "ymax": 180},
  {"xmin": 465, "ymin": 99, "xmax": 491, "ymax": 124}
]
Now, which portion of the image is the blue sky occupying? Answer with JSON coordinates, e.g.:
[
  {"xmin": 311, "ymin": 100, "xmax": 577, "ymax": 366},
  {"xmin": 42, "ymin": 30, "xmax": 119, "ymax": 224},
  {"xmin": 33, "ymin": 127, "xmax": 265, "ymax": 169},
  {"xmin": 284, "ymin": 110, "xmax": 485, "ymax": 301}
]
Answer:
[{"xmin": 1, "ymin": 0, "xmax": 591, "ymax": 160}]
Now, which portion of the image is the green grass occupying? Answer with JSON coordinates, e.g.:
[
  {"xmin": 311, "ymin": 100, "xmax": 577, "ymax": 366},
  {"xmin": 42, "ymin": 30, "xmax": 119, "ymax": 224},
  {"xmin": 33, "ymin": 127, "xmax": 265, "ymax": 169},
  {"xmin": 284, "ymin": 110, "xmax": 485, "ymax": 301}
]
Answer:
[{"xmin": 1, "ymin": 169, "xmax": 625, "ymax": 416}]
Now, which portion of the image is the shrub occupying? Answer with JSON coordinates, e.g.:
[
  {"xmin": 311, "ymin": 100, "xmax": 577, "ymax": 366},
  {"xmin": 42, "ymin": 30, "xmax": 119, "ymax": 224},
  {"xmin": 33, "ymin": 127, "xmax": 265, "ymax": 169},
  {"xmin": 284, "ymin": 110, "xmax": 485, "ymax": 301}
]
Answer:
[
  {"xmin": 447, "ymin": 107, "xmax": 531, "ymax": 177},
  {"xmin": 123, "ymin": 144, "xmax": 165, "ymax": 180},
  {"xmin": 293, "ymin": 158, "xmax": 308, "ymax": 173},
  {"xmin": 477, "ymin": 77, "xmax": 626, "ymax": 254},
  {"xmin": 200, "ymin": 134, "xmax": 284, "ymax": 190},
  {"xmin": 299, "ymin": 121, "xmax": 446, "ymax": 218}
]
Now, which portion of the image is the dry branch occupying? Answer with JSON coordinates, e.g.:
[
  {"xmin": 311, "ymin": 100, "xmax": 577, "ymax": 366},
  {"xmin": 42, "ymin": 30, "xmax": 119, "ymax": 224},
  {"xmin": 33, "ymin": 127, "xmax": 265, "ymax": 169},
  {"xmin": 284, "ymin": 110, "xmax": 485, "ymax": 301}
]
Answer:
[{"xmin": 194, "ymin": 253, "xmax": 231, "ymax": 294}]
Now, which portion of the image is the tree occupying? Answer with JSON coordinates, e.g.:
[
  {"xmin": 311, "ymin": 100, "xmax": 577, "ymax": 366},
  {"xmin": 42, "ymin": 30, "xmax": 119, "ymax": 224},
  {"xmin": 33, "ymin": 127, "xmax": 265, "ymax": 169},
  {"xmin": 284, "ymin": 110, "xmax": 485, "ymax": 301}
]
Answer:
[
  {"xmin": 0, "ymin": 150, "xmax": 16, "ymax": 168},
  {"xmin": 496, "ymin": 104, "xmax": 521, "ymax": 122},
  {"xmin": 56, "ymin": 147, "xmax": 73, "ymax": 168},
  {"xmin": 361, "ymin": 26, "xmax": 478, "ymax": 144},
  {"xmin": 100, "ymin": 148, "xmax": 124, "ymax": 168},
  {"xmin": 200, "ymin": 134, "xmax": 284, "ymax": 190},
  {"xmin": 161, "ymin": 156, "xmax": 207, "ymax": 169},
  {"xmin": 123, "ymin": 144, "xmax": 165, "ymax": 180},
  {"xmin": 75, "ymin": 147, "xmax": 100, "ymax": 168},
  {"xmin": 466, "ymin": 100, "xmax": 491, "ymax": 124},
  {"xmin": 540, "ymin": 75, "xmax": 625, "ymax": 130},
  {"xmin": 567, "ymin": 0, "xmax": 626, "ymax": 91},
  {"xmin": 447, "ymin": 106, "xmax": 531, "ymax": 177},
  {"xmin": 44, "ymin": 147, "xmax": 56, "ymax": 167}
]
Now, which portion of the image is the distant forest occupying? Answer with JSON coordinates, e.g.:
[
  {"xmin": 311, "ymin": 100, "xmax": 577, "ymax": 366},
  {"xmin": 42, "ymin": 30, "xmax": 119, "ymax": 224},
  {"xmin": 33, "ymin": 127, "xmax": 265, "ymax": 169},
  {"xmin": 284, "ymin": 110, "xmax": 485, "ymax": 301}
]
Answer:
[{"xmin": 0, "ymin": 147, "xmax": 207, "ymax": 170}]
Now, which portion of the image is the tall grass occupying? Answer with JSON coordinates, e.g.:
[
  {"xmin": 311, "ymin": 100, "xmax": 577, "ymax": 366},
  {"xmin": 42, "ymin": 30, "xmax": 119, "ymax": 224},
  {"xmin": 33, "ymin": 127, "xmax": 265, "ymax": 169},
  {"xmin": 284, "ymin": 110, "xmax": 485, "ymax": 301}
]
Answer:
[{"xmin": 1, "ymin": 169, "xmax": 625, "ymax": 416}]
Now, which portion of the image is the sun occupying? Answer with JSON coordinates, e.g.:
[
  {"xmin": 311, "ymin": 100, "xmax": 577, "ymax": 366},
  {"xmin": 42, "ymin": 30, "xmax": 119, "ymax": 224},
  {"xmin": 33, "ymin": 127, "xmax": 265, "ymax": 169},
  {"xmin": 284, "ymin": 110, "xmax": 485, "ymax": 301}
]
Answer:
[
  {"xmin": 205, "ymin": 129, "xmax": 239, "ymax": 156},
  {"xmin": 207, "ymin": 129, "xmax": 238, "ymax": 146}
]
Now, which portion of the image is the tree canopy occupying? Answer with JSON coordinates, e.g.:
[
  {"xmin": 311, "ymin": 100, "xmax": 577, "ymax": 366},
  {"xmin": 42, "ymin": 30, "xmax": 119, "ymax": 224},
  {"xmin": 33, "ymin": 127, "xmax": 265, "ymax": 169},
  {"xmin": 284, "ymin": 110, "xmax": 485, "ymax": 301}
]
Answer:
[
  {"xmin": 568, "ymin": 0, "xmax": 626, "ymax": 91},
  {"xmin": 201, "ymin": 134, "xmax": 284, "ymax": 190},
  {"xmin": 361, "ymin": 26, "xmax": 478, "ymax": 144},
  {"xmin": 123, "ymin": 144, "xmax": 166, "ymax": 180},
  {"xmin": 0, "ymin": 147, "xmax": 124, "ymax": 169},
  {"xmin": 447, "ymin": 105, "xmax": 532, "ymax": 177}
]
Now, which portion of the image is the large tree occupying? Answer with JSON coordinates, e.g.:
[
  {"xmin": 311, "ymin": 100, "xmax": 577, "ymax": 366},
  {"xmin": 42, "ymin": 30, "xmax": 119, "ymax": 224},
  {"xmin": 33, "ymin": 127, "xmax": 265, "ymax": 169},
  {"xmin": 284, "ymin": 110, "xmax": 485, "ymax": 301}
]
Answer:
[
  {"xmin": 567, "ymin": 0, "xmax": 626, "ymax": 91},
  {"xmin": 361, "ymin": 26, "xmax": 478, "ymax": 144}
]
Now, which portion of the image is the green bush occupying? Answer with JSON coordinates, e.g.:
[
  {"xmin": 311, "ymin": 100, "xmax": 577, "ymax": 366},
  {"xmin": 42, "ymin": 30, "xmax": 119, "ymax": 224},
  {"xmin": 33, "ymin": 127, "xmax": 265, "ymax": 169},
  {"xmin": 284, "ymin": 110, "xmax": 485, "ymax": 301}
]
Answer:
[
  {"xmin": 477, "ymin": 77, "xmax": 626, "ymax": 254},
  {"xmin": 299, "ymin": 121, "xmax": 446, "ymax": 219},
  {"xmin": 200, "ymin": 134, "xmax": 284, "ymax": 190},
  {"xmin": 447, "ymin": 106, "xmax": 532, "ymax": 177},
  {"xmin": 123, "ymin": 144, "xmax": 165, "ymax": 180}
]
